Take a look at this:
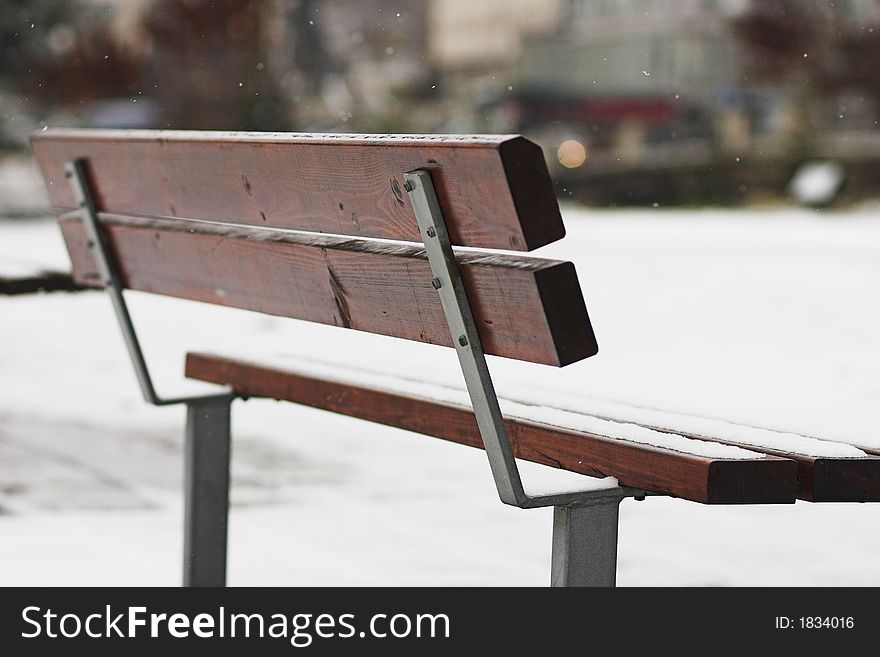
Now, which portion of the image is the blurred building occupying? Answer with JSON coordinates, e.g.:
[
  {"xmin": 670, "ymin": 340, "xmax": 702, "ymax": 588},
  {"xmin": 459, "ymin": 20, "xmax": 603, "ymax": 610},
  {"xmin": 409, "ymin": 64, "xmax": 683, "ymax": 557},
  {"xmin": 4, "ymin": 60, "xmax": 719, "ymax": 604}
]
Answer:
[
  {"xmin": 428, "ymin": 0, "xmax": 563, "ymax": 71},
  {"xmin": 524, "ymin": 0, "xmax": 742, "ymax": 100},
  {"xmin": 422, "ymin": 0, "xmax": 880, "ymax": 203},
  {"xmin": 425, "ymin": 0, "xmax": 562, "ymax": 130},
  {"xmin": 7, "ymin": 0, "xmax": 880, "ymax": 204},
  {"xmin": 517, "ymin": 0, "xmax": 749, "ymax": 165}
]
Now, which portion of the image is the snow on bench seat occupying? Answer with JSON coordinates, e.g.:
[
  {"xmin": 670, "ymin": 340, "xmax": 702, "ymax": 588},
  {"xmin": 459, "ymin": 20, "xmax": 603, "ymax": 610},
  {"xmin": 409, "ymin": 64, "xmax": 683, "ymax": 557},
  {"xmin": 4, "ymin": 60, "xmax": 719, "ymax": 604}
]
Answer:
[
  {"xmin": 185, "ymin": 353, "xmax": 880, "ymax": 503},
  {"xmin": 244, "ymin": 357, "xmax": 765, "ymax": 461},
  {"xmin": 488, "ymin": 385, "xmax": 880, "ymax": 501},
  {"xmin": 185, "ymin": 352, "xmax": 804, "ymax": 505}
]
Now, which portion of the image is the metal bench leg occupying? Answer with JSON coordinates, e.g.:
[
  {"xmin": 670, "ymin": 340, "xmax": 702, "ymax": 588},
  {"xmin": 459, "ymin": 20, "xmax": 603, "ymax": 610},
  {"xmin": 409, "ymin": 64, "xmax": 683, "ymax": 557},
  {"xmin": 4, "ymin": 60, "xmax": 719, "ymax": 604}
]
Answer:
[
  {"xmin": 183, "ymin": 397, "xmax": 232, "ymax": 587},
  {"xmin": 551, "ymin": 498, "xmax": 622, "ymax": 587}
]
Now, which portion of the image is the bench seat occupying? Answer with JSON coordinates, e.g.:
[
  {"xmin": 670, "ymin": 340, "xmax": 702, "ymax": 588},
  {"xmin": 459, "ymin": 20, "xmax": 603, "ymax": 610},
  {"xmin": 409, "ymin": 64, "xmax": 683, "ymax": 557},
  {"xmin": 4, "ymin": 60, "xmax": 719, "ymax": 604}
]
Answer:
[
  {"xmin": 185, "ymin": 353, "xmax": 880, "ymax": 505},
  {"xmin": 0, "ymin": 240, "xmax": 86, "ymax": 296},
  {"xmin": 184, "ymin": 352, "xmax": 798, "ymax": 505},
  {"xmin": 0, "ymin": 265, "xmax": 84, "ymax": 295}
]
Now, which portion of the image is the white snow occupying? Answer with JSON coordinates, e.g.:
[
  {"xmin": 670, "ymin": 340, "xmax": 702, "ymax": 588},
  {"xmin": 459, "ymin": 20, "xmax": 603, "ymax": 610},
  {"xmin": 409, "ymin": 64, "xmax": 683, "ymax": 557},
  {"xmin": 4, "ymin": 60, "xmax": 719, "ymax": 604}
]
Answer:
[
  {"xmin": 0, "ymin": 259, "xmax": 54, "ymax": 278},
  {"xmin": 0, "ymin": 256, "xmax": 61, "ymax": 279},
  {"xmin": 219, "ymin": 355, "xmax": 765, "ymax": 461},
  {"xmin": 0, "ymin": 216, "xmax": 70, "ymax": 278},
  {"xmin": 2, "ymin": 203, "xmax": 880, "ymax": 586},
  {"xmin": 222, "ymin": 352, "xmax": 870, "ymax": 458},
  {"xmin": 0, "ymin": 157, "xmax": 51, "ymax": 213},
  {"xmin": 789, "ymin": 161, "xmax": 845, "ymax": 205},
  {"xmin": 516, "ymin": 464, "xmax": 620, "ymax": 496},
  {"xmin": 495, "ymin": 389, "xmax": 867, "ymax": 459}
]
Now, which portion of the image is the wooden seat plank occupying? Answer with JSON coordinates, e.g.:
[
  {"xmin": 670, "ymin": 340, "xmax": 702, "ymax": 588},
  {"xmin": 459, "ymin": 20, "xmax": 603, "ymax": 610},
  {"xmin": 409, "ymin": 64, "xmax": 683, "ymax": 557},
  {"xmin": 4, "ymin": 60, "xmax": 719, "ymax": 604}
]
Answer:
[
  {"xmin": 637, "ymin": 426, "xmax": 880, "ymax": 502},
  {"xmin": 58, "ymin": 212, "xmax": 597, "ymax": 366},
  {"xmin": 518, "ymin": 399, "xmax": 880, "ymax": 503},
  {"xmin": 32, "ymin": 129, "xmax": 564, "ymax": 251},
  {"xmin": 0, "ymin": 271, "xmax": 85, "ymax": 295},
  {"xmin": 184, "ymin": 352, "xmax": 799, "ymax": 505}
]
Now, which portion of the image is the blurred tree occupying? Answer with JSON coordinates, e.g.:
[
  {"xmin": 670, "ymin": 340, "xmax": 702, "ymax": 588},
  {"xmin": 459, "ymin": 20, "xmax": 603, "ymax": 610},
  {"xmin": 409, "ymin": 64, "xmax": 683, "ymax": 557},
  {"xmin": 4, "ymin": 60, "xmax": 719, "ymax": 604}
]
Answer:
[
  {"xmin": 1, "ymin": 0, "xmax": 142, "ymax": 145},
  {"xmin": 30, "ymin": 22, "xmax": 141, "ymax": 105},
  {"xmin": 289, "ymin": 0, "xmax": 335, "ymax": 96},
  {"xmin": 732, "ymin": 1, "xmax": 824, "ymax": 83},
  {"xmin": 0, "ymin": 0, "xmax": 74, "ymax": 92},
  {"xmin": 279, "ymin": 0, "xmax": 429, "ymax": 131},
  {"xmin": 142, "ymin": 0, "xmax": 288, "ymax": 130}
]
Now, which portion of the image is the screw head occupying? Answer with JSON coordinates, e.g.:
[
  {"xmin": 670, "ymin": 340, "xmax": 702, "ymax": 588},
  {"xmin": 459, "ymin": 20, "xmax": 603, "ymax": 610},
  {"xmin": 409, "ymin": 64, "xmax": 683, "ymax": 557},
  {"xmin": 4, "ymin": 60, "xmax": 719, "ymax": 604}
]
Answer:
[
  {"xmin": 431, "ymin": 277, "xmax": 442, "ymax": 289},
  {"xmin": 458, "ymin": 335, "xmax": 468, "ymax": 347},
  {"xmin": 426, "ymin": 226, "xmax": 437, "ymax": 238}
]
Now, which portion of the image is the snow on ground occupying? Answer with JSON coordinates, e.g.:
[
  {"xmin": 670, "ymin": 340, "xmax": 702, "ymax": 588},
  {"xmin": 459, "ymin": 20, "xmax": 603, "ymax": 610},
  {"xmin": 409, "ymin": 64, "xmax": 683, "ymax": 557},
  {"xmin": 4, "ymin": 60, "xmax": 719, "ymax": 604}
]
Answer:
[
  {"xmin": 0, "ymin": 157, "xmax": 51, "ymax": 215},
  {"xmin": 1, "ymin": 205, "xmax": 880, "ymax": 586}
]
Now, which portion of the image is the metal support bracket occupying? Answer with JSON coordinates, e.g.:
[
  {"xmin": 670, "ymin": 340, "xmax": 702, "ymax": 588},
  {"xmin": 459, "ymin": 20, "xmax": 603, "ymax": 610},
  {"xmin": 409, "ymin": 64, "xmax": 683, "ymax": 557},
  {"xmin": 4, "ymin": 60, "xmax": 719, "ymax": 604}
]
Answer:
[
  {"xmin": 404, "ymin": 170, "xmax": 645, "ymax": 509},
  {"xmin": 550, "ymin": 497, "xmax": 622, "ymax": 586},
  {"xmin": 184, "ymin": 396, "xmax": 232, "ymax": 586},
  {"xmin": 65, "ymin": 158, "xmax": 234, "ymax": 407}
]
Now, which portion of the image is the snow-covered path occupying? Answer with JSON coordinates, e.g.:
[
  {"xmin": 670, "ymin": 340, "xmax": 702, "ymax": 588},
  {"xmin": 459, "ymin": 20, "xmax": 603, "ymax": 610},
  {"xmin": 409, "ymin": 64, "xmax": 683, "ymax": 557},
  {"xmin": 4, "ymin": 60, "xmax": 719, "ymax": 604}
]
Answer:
[{"xmin": 1, "ymin": 206, "xmax": 879, "ymax": 586}]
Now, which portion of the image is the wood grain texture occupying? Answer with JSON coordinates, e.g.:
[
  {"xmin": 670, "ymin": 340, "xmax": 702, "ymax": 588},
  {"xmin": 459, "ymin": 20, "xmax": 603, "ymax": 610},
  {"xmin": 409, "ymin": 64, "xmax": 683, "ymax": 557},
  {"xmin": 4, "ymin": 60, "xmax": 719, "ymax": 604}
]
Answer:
[
  {"xmin": 59, "ymin": 212, "xmax": 598, "ymax": 366},
  {"xmin": 184, "ymin": 353, "xmax": 799, "ymax": 505},
  {"xmin": 0, "ymin": 271, "xmax": 86, "ymax": 295},
  {"xmin": 31, "ymin": 129, "xmax": 564, "ymax": 251}
]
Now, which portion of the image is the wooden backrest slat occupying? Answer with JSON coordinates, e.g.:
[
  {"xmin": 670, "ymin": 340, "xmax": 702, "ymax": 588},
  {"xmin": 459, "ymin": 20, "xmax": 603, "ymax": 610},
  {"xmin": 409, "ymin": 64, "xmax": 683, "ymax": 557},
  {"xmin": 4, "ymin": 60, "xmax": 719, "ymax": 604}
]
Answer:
[
  {"xmin": 32, "ymin": 129, "xmax": 564, "ymax": 251},
  {"xmin": 59, "ymin": 213, "xmax": 597, "ymax": 366}
]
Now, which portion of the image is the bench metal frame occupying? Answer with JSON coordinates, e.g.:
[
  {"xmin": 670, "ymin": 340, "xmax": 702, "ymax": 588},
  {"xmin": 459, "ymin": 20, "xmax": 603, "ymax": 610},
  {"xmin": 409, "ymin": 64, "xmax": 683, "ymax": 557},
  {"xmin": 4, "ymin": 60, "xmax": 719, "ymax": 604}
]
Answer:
[
  {"xmin": 67, "ymin": 159, "xmax": 234, "ymax": 587},
  {"xmin": 65, "ymin": 157, "xmax": 643, "ymax": 587},
  {"xmin": 405, "ymin": 170, "xmax": 647, "ymax": 585}
]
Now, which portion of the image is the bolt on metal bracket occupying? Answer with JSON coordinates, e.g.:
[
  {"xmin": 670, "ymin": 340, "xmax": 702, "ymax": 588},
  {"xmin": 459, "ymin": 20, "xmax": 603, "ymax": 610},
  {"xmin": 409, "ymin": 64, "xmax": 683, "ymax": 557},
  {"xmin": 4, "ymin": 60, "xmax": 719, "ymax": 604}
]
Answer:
[
  {"xmin": 65, "ymin": 158, "xmax": 234, "ymax": 407},
  {"xmin": 404, "ymin": 170, "xmax": 645, "ymax": 509}
]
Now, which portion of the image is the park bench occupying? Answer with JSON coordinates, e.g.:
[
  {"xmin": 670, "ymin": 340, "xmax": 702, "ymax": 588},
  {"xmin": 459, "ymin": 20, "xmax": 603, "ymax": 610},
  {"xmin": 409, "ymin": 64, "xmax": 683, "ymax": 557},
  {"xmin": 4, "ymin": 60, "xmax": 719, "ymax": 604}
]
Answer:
[
  {"xmin": 0, "ymin": 205, "xmax": 85, "ymax": 296},
  {"xmin": 0, "ymin": 261, "xmax": 83, "ymax": 296},
  {"xmin": 31, "ymin": 129, "xmax": 880, "ymax": 587}
]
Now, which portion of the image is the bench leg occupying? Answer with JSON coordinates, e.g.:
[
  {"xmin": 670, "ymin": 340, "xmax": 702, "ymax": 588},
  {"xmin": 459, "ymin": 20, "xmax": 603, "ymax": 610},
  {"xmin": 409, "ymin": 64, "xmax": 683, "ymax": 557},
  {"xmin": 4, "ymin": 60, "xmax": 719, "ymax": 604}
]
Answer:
[
  {"xmin": 183, "ymin": 397, "xmax": 232, "ymax": 587},
  {"xmin": 550, "ymin": 499, "xmax": 621, "ymax": 587}
]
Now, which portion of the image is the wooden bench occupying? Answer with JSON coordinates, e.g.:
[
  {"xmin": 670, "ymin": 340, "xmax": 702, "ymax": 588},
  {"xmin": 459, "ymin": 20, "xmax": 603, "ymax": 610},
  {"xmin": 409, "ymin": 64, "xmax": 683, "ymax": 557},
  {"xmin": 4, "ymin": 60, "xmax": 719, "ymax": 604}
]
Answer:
[
  {"xmin": 0, "ymin": 215, "xmax": 85, "ymax": 296},
  {"xmin": 0, "ymin": 264, "xmax": 83, "ymax": 296},
  {"xmin": 31, "ymin": 129, "xmax": 880, "ymax": 587}
]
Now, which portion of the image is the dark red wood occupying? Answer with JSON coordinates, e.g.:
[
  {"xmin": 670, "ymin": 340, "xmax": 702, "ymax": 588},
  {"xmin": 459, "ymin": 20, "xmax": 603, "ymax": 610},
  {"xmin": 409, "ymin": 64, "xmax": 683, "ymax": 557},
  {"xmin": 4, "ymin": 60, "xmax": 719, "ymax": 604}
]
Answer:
[
  {"xmin": 184, "ymin": 352, "xmax": 799, "ymax": 505},
  {"xmin": 742, "ymin": 453, "xmax": 880, "ymax": 503},
  {"xmin": 808, "ymin": 458, "xmax": 880, "ymax": 502},
  {"xmin": 641, "ymin": 426, "xmax": 880, "ymax": 502},
  {"xmin": 0, "ymin": 271, "xmax": 86, "ymax": 295},
  {"xmin": 59, "ymin": 212, "xmax": 597, "ymax": 366},
  {"xmin": 31, "ymin": 129, "xmax": 564, "ymax": 251}
]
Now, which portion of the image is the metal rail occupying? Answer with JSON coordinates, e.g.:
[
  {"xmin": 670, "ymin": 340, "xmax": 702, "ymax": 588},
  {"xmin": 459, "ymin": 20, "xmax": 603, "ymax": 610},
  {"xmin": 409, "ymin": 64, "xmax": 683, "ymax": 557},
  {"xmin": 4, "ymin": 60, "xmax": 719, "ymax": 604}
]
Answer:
[
  {"xmin": 65, "ymin": 156, "xmax": 642, "ymax": 585},
  {"xmin": 66, "ymin": 158, "xmax": 233, "ymax": 586},
  {"xmin": 65, "ymin": 158, "xmax": 234, "ymax": 407},
  {"xmin": 404, "ymin": 170, "xmax": 645, "ymax": 510}
]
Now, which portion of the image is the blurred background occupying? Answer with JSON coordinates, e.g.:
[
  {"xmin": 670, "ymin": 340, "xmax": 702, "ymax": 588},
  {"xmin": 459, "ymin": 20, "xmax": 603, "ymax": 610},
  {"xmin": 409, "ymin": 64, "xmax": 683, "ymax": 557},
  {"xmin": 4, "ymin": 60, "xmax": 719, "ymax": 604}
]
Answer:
[{"xmin": 4, "ymin": 0, "xmax": 880, "ymax": 207}]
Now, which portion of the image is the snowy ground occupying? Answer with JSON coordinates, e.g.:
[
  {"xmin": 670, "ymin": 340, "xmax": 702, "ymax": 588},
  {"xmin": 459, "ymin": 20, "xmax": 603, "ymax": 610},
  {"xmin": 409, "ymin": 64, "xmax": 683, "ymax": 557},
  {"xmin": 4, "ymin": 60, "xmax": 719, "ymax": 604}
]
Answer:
[{"xmin": 1, "ymin": 204, "xmax": 880, "ymax": 586}]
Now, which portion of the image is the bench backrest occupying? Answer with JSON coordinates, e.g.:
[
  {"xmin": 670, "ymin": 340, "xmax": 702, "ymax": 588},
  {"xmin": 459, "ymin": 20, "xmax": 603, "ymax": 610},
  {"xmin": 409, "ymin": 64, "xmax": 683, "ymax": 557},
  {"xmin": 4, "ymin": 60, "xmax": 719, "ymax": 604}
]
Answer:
[{"xmin": 32, "ymin": 129, "xmax": 597, "ymax": 367}]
